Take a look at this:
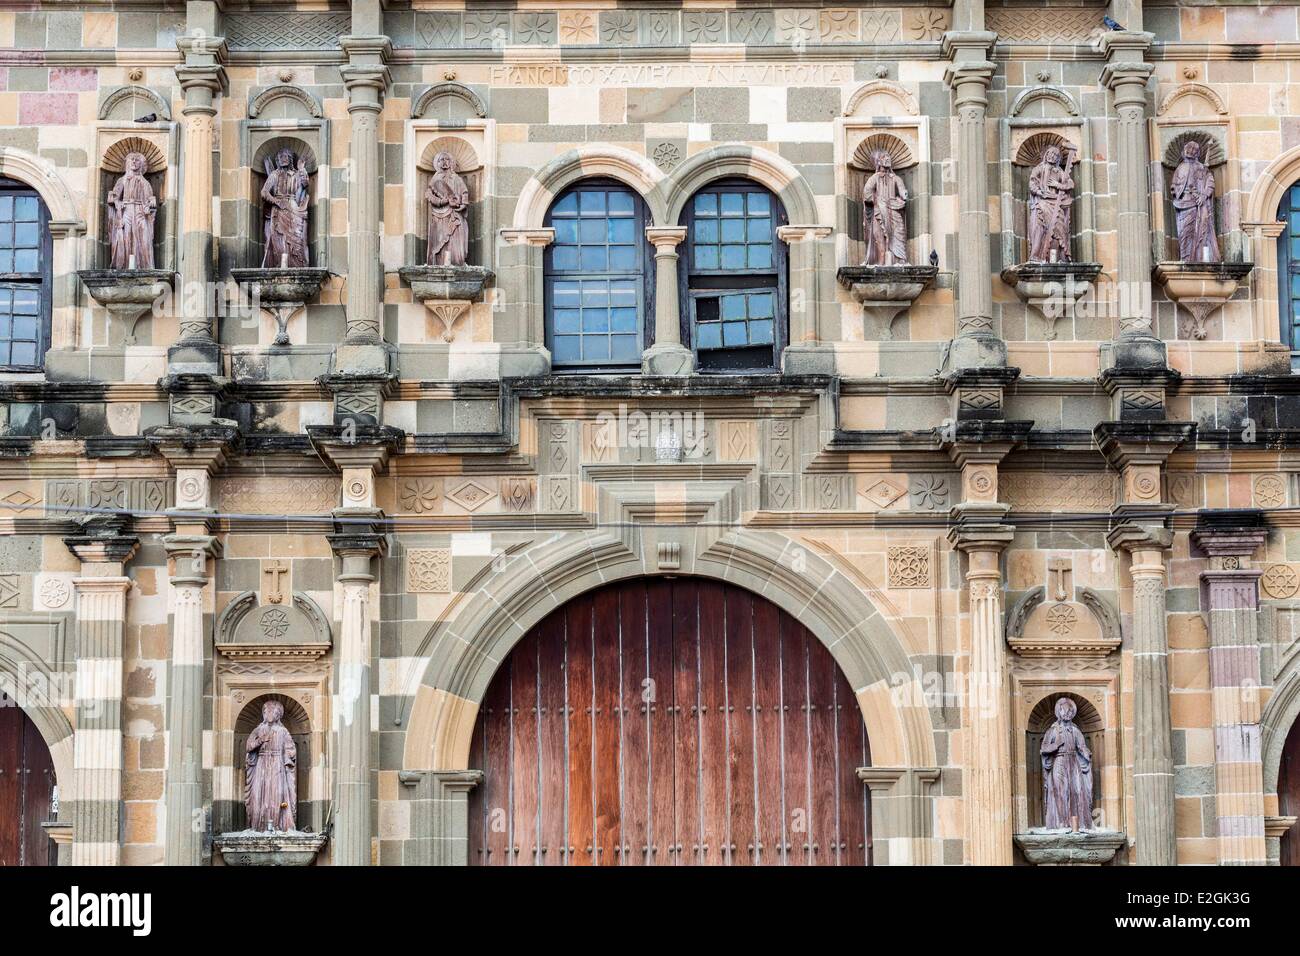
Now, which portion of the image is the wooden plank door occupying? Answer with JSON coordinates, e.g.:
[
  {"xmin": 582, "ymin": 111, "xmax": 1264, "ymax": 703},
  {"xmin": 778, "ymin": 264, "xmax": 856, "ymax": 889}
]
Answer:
[
  {"xmin": 0, "ymin": 694, "xmax": 56, "ymax": 866},
  {"xmin": 468, "ymin": 578, "xmax": 872, "ymax": 866}
]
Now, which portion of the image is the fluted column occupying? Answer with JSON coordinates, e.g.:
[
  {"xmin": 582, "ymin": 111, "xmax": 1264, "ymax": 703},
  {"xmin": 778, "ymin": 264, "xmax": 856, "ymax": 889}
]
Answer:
[
  {"xmin": 338, "ymin": 35, "xmax": 391, "ymax": 365},
  {"xmin": 641, "ymin": 226, "xmax": 693, "ymax": 376},
  {"xmin": 162, "ymin": 533, "xmax": 220, "ymax": 865},
  {"xmin": 1100, "ymin": 34, "xmax": 1157, "ymax": 349},
  {"xmin": 1193, "ymin": 526, "xmax": 1269, "ymax": 865},
  {"xmin": 64, "ymin": 531, "xmax": 139, "ymax": 866},
  {"xmin": 943, "ymin": 32, "xmax": 1001, "ymax": 370},
  {"xmin": 329, "ymin": 534, "xmax": 383, "ymax": 865},
  {"xmin": 1110, "ymin": 524, "xmax": 1177, "ymax": 865}
]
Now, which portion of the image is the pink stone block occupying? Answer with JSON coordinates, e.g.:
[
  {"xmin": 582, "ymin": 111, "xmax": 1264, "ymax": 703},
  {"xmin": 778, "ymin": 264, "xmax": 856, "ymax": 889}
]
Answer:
[
  {"xmin": 18, "ymin": 92, "xmax": 77, "ymax": 125},
  {"xmin": 0, "ymin": 69, "xmax": 8, "ymax": 92},
  {"xmin": 49, "ymin": 67, "xmax": 98, "ymax": 92}
]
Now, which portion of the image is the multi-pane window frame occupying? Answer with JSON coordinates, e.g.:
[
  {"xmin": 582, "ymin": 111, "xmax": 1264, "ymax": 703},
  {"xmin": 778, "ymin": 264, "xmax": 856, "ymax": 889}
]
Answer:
[
  {"xmin": 680, "ymin": 178, "xmax": 788, "ymax": 373},
  {"xmin": 0, "ymin": 177, "xmax": 51, "ymax": 372},
  {"xmin": 1279, "ymin": 182, "xmax": 1300, "ymax": 369},
  {"xmin": 543, "ymin": 179, "xmax": 654, "ymax": 372}
]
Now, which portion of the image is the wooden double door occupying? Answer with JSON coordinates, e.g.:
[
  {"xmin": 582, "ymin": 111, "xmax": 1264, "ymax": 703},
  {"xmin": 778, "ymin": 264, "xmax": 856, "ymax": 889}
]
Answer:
[
  {"xmin": 0, "ymin": 695, "xmax": 56, "ymax": 866},
  {"xmin": 468, "ymin": 578, "xmax": 871, "ymax": 865}
]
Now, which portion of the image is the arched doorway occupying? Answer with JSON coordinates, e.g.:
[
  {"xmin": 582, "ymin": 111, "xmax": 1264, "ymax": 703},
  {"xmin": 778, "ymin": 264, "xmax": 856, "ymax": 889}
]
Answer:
[
  {"xmin": 0, "ymin": 693, "xmax": 57, "ymax": 866},
  {"xmin": 1281, "ymin": 716, "xmax": 1300, "ymax": 866},
  {"xmin": 467, "ymin": 578, "xmax": 871, "ymax": 866}
]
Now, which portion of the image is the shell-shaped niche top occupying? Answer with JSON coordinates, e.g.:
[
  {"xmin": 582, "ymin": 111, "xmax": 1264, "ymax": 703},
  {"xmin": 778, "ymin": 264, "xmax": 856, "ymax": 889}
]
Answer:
[
  {"xmin": 417, "ymin": 136, "xmax": 482, "ymax": 177},
  {"xmin": 1014, "ymin": 130, "xmax": 1072, "ymax": 168},
  {"xmin": 248, "ymin": 84, "xmax": 323, "ymax": 120},
  {"xmin": 1162, "ymin": 128, "xmax": 1225, "ymax": 169},
  {"xmin": 98, "ymin": 85, "xmax": 171, "ymax": 122},
  {"xmin": 411, "ymin": 81, "xmax": 488, "ymax": 120},
  {"xmin": 850, "ymin": 132, "xmax": 917, "ymax": 172},
  {"xmin": 252, "ymin": 136, "xmax": 320, "ymax": 176},
  {"xmin": 102, "ymin": 135, "xmax": 167, "ymax": 174}
]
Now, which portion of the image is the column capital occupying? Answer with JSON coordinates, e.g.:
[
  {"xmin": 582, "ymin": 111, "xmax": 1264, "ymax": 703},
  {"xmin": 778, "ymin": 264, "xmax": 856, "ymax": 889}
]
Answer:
[
  {"xmin": 1100, "ymin": 58, "xmax": 1154, "ymax": 97},
  {"xmin": 940, "ymin": 30, "xmax": 997, "ymax": 63},
  {"xmin": 1106, "ymin": 521, "xmax": 1173, "ymax": 555},
  {"xmin": 948, "ymin": 522, "xmax": 1014, "ymax": 554},
  {"xmin": 776, "ymin": 224, "xmax": 832, "ymax": 244},
  {"xmin": 328, "ymin": 530, "xmax": 386, "ymax": 580},
  {"xmin": 174, "ymin": 63, "xmax": 228, "ymax": 104},
  {"xmin": 1093, "ymin": 420, "xmax": 1195, "ymax": 469},
  {"xmin": 1098, "ymin": 30, "xmax": 1154, "ymax": 64},
  {"xmin": 145, "ymin": 424, "xmax": 239, "ymax": 472},
  {"xmin": 1190, "ymin": 515, "xmax": 1268, "ymax": 561},
  {"xmin": 856, "ymin": 767, "xmax": 941, "ymax": 793},
  {"xmin": 645, "ymin": 226, "xmax": 688, "ymax": 249},
  {"xmin": 500, "ymin": 227, "xmax": 555, "ymax": 248},
  {"xmin": 64, "ymin": 523, "xmax": 140, "ymax": 569},
  {"xmin": 943, "ymin": 419, "xmax": 1033, "ymax": 466},
  {"xmin": 162, "ymin": 533, "xmax": 222, "ymax": 586},
  {"xmin": 306, "ymin": 424, "xmax": 401, "ymax": 473}
]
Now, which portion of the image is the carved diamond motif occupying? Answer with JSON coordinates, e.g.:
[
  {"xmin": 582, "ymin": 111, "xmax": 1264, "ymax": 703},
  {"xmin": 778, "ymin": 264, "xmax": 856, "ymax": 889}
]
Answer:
[
  {"xmin": 862, "ymin": 479, "xmax": 906, "ymax": 508},
  {"xmin": 448, "ymin": 480, "xmax": 495, "ymax": 512}
]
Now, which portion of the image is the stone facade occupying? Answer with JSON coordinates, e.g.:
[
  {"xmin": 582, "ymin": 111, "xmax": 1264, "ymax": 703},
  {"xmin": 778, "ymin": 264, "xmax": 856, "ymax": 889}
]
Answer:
[{"xmin": 1, "ymin": 0, "xmax": 1300, "ymax": 866}]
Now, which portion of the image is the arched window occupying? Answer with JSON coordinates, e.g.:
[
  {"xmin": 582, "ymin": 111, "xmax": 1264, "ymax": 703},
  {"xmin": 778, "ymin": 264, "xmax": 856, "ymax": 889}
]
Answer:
[
  {"xmin": 0, "ymin": 178, "xmax": 50, "ymax": 370},
  {"xmin": 1279, "ymin": 182, "xmax": 1300, "ymax": 355},
  {"xmin": 544, "ymin": 180, "xmax": 650, "ymax": 370},
  {"xmin": 681, "ymin": 179, "xmax": 787, "ymax": 373}
]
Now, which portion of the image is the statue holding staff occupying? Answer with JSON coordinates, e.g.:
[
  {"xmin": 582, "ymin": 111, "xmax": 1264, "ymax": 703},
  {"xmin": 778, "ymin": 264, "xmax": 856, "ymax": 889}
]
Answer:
[
  {"xmin": 260, "ymin": 148, "xmax": 310, "ymax": 269},
  {"xmin": 1171, "ymin": 139, "xmax": 1220, "ymax": 263},
  {"xmin": 861, "ymin": 151, "xmax": 909, "ymax": 266},
  {"xmin": 1027, "ymin": 144, "xmax": 1076, "ymax": 264}
]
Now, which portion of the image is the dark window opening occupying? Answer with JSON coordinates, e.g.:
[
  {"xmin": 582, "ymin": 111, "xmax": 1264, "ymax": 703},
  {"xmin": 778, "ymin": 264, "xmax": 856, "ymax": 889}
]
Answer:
[{"xmin": 0, "ymin": 178, "xmax": 51, "ymax": 371}]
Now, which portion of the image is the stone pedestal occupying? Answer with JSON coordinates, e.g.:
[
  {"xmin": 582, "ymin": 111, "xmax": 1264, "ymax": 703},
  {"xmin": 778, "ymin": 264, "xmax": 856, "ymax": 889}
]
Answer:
[
  {"xmin": 836, "ymin": 264, "xmax": 938, "ymax": 340},
  {"xmin": 77, "ymin": 269, "xmax": 173, "ymax": 345},
  {"xmin": 399, "ymin": 264, "xmax": 493, "ymax": 344},
  {"xmin": 1015, "ymin": 829, "xmax": 1127, "ymax": 865},
  {"xmin": 214, "ymin": 832, "xmax": 327, "ymax": 866},
  {"xmin": 230, "ymin": 267, "xmax": 330, "ymax": 346},
  {"xmin": 1154, "ymin": 261, "xmax": 1254, "ymax": 341},
  {"xmin": 1000, "ymin": 262, "xmax": 1103, "ymax": 340}
]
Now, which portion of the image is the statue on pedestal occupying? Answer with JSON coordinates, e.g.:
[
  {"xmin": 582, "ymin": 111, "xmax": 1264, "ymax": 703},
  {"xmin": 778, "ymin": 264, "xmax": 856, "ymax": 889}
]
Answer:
[
  {"xmin": 1171, "ymin": 140, "xmax": 1220, "ymax": 263},
  {"xmin": 861, "ymin": 151, "xmax": 909, "ymax": 266},
  {"xmin": 260, "ymin": 148, "xmax": 310, "ymax": 269},
  {"xmin": 107, "ymin": 152, "xmax": 157, "ymax": 270},
  {"xmin": 1040, "ymin": 697, "xmax": 1094, "ymax": 830},
  {"xmin": 425, "ymin": 150, "xmax": 470, "ymax": 267},
  {"xmin": 244, "ymin": 699, "xmax": 297, "ymax": 832},
  {"xmin": 1027, "ymin": 145, "xmax": 1076, "ymax": 264}
]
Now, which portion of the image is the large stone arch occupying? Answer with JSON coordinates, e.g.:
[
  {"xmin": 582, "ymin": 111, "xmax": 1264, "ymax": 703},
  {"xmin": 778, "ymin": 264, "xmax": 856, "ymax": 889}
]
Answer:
[
  {"xmin": 0, "ymin": 633, "xmax": 75, "ymax": 799},
  {"xmin": 1245, "ymin": 144, "xmax": 1300, "ymax": 225},
  {"xmin": 511, "ymin": 144, "xmax": 668, "ymax": 229},
  {"xmin": 662, "ymin": 143, "xmax": 820, "ymax": 227},
  {"xmin": 1262, "ymin": 662, "xmax": 1300, "ymax": 799},
  {"xmin": 0, "ymin": 147, "xmax": 84, "ymax": 227},
  {"xmin": 400, "ymin": 528, "xmax": 938, "ymax": 775}
]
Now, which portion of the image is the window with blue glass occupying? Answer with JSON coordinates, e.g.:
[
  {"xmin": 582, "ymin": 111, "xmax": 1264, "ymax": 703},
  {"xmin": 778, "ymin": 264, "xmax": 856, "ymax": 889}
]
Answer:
[
  {"xmin": 682, "ymin": 181, "xmax": 786, "ymax": 372},
  {"xmin": 0, "ymin": 179, "xmax": 50, "ymax": 370},
  {"xmin": 1280, "ymin": 182, "xmax": 1300, "ymax": 357},
  {"xmin": 544, "ymin": 182, "xmax": 649, "ymax": 369}
]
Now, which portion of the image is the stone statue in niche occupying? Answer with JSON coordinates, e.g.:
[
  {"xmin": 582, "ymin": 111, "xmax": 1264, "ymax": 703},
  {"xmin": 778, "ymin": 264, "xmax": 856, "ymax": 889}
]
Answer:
[
  {"xmin": 861, "ymin": 151, "xmax": 908, "ymax": 266},
  {"xmin": 107, "ymin": 152, "xmax": 157, "ymax": 270},
  {"xmin": 1040, "ymin": 697, "xmax": 1094, "ymax": 830},
  {"xmin": 425, "ymin": 150, "xmax": 470, "ymax": 267},
  {"xmin": 1027, "ymin": 144, "xmax": 1076, "ymax": 264},
  {"xmin": 260, "ymin": 148, "xmax": 310, "ymax": 269},
  {"xmin": 1171, "ymin": 140, "xmax": 1220, "ymax": 263},
  {"xmin": 244, "ymin": 699, "xmax": 298, "ymax": 832}
]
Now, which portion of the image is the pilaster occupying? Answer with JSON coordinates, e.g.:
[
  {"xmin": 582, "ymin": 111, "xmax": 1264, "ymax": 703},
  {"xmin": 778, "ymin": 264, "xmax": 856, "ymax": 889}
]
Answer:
[
  {"xmin": 641, "ymin": 227, "xmax": 693, "ymax": 376},
  {"xmin": 858, "ymin": 767, "xmax": 942, "ymax": 865}
]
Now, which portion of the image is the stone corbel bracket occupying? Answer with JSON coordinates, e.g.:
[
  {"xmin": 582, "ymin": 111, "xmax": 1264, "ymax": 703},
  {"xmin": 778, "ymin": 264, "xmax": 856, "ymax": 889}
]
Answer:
[
  {"xmin": 1000, "ymin": 261, "xmax": 1103, "ymax": 340},
  {"xmin": 835, "ymin": 264, "xmax": 938, "ymax": 340},
  {"xmin": 397, "ymin": 265, "xmax": 494, "ymax": 343},
  {"xmin": 1153, "ymin": 260, "xmax": 1253, "ymax": 340}
]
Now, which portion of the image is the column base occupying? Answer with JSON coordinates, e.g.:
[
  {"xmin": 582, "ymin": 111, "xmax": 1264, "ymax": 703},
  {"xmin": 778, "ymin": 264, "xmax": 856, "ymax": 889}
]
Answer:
[
  {"xmin": 945, "ymin": 333, "xmax": 1007, "ymax": 372},
  {"xmin": 780, "ymin": 342, "xmax": 837, "ymax": 376},
  {"xmin": 1103, "ymin": 332, "xmax": 1168, "ymax": 371},
  {"xmin": 641, "ymin": 342, "xmax": 695, "ymax": 376}
]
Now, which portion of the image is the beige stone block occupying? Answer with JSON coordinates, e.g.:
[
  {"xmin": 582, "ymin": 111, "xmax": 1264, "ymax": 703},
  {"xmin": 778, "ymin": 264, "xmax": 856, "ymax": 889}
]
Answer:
[
  {"xmin": 81, "ymin": 11, "xmax": 117, "ymax": 47},
  {"xmin": 838, "ymin": 395, "xmax": 886, "ymax": 430},
  {"xmin": 1169, "ymin": 648, "xmax": 1209, "ymax": 691},
  {"xmin": 0, "ymin": 12, "xmax": 14, "ymax": 49},
  {"xmin": 123, "ymin": 801, "xmax": 158, "ymax": 845},
  {"xmin": 121, "ymin": 844, "xmax": 163, "ymax": 865},
  {"xmin": 1177, "ymin": 836, "xmax": 1219, "ymax": 865},
  {"xmin": 1181, "ymin": 7, "xmax": 1225, "ymax": 42},
  {"xmin": 1183, "ymin": 727, "xmax": 1215, "ymax": 765},
  {"xmin": 1175, "ymin": 795, "xmax": 1205, "ymax": 838},
  {"xmin": 122, "ymin": 769, "xmax": 164, "ymax": 802},
  {"xmin": 1171, "ymin": 690, "xmax": 1212, "ymax": 729},
  {"xmin": 1007, "ymin": 549, "xmax": 1043, "ymax": 591}
]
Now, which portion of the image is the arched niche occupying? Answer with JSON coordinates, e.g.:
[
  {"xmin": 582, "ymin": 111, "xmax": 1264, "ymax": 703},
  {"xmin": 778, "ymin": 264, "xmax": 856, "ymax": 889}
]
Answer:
[
  {"xmin": 844, "ymin": 131, "xmax": 921, "ymax": 254},
  {"xmin": 1152, "ymin": 82, "xmax": 1242, "ymax": 263},
  {"xmin": 1024, "ymin": 692, "xmax": 1105, "ymax": 830},
  {"xmin": 231, "ymin": 694, "xmax": 316, "ymax": 833},
  {"xmin": 234, "ymin": 106, "xmax": 331, "ymax": 278},
  {"xmin": 246, "ymin": 136, "xmax": 324, "ymax": 271},
  {"xmin": 95, "ymin": 136, "xmax": 170, "ymax": 274},
  {"xmin": 1001, "ymin": 85, "xmax": 1095, "ymax": 275},
  {"xmin": 414, "ymin": 136, "xmax": 485, "ymax": 266}
]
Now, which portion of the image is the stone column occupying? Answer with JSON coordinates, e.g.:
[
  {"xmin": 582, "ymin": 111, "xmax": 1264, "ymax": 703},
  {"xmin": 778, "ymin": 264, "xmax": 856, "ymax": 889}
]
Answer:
[
  {"xmin": 942, "ymin": 32, "xmax": 1002, "ymax": 371},
  {"xmin": 641, "ymin": 226, "xmax": 693, "ymax": 376},
  {"xmin": 1192, "ymin": 524, "xmax": 1269, "ymax": 865},
  {"xmin": 328, "ymin": 532, "xmax": 383, "ymax": 865},
  {"xmin": 64, "ymin": 529, "xmax": 139, "ymax": 866},
  {"xmin": 858, "ymin": 767, "xmax": 942, "ymax": 865},
  {"xmin": 338, "ymin": 34, "xmax": 391, "ymax": 371},
  {"xmin": 1109, "ymin": 523, "xmax": 1177, "ymax": 865},
  {"xmin": 777, "ymin": 224, "xmax": 836, "ymax": 375},
  {"xmin": 401, "ymin": 770, "xmax": 483, "ymax": 866},
  {"xmin": 1099, "ymin": 34, "xmax": 1158, "ymax": 363}
]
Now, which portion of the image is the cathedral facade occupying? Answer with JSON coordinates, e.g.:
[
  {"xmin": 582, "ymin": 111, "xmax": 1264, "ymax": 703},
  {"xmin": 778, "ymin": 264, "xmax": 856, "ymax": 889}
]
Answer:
[{"xmin": 1, "ymin": 0, "xmax": 1300, "ymax": 867}]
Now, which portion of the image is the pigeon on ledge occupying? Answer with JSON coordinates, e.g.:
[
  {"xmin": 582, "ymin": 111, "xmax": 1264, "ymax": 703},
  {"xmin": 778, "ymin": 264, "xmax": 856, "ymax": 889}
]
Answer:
[{"xmin": 1102, "ymin": 15, "xmax": 1125, "ymax": 31}]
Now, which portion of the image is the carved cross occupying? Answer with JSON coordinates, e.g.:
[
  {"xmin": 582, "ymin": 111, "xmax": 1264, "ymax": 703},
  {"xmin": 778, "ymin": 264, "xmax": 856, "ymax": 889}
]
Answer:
[
  {"xmin": 264, "ymin": 560, "xmax": 289, "ymax": 604},
  {"xmin": 1047, "ymin": 557, "xmax": 1071, "ymax": 601}
]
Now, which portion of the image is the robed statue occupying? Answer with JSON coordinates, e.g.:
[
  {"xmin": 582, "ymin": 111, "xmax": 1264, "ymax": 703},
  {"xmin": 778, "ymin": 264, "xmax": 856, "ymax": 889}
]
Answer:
[
  {"xmin": 1027, "ymin": 144, "xmax": 1076, "ymax": 264},
  {"xmin": 1040, "ymin": 697, "xmax": 1094, "ymax": 830},
  {"xmin": 244, "ymin": 699, "xmax": 298, "ymax": 832},
  {"xmin": 861, "ymin": 151, "xmax": 908, "ymax": 266},
  {"xmin": 260, "ymin": 148, "xmax": 310, "ymax": 269},
  {"xmin": 1171, "ymin": 139, "xmax": 1220, "ymax": 263},
  {"xmin": 425, "ymin": 151, "xmax": 470, "ymax": 267},
  {"xmin": 107, "ymin": 152, "xmax": 157, "ymax": 270}
]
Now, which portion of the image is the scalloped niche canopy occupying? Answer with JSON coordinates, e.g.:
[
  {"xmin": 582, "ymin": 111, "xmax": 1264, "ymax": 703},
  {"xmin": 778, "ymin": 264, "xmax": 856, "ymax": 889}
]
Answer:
[
  {"xmin": 101, "ymin": 136, "xmax": 168, "ymax": 174},
  {"xmin": 850, "ymin": 132, "xmax": 917, "ymax": 172},
  {"xmin": 1162, "ymin": 128, "xmax": 1225, "ymax": 169},
  {"xmin": 417, "ymin": 136, "xmax": 482, "ymax": 178},
  {"xmin": 1014, "ymin": 131, "xmax": 1073, "ymax": 168}
]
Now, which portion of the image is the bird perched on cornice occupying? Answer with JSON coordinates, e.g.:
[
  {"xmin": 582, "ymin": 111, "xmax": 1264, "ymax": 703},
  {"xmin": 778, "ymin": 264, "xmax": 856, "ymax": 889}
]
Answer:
[
  {"xmin": 134, "ymin": 113, "xmax": 157, "ymax": 123},
  {"xmin": 929, "ymin": 249, "xmax": 939, "ymax": 268},
  {"xmin": 1102, "ymin": 15, "xmax": 1125, "ymax": 31}
]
